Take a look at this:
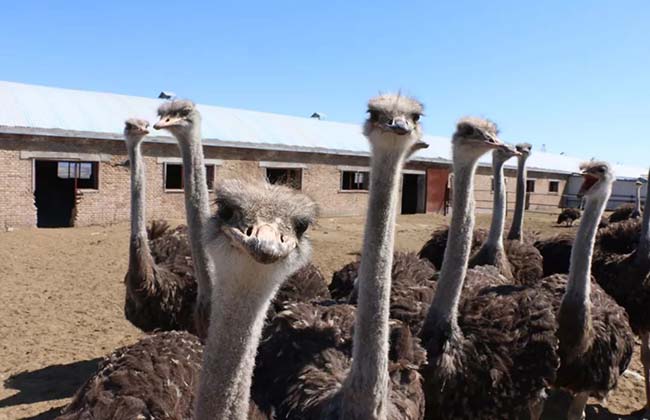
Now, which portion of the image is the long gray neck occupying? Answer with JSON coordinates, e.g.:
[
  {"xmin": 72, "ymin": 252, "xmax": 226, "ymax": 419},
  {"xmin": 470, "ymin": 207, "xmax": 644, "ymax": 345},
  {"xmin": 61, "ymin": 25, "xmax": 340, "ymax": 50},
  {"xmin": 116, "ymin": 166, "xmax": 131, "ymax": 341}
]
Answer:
[
  {"xmin": 637, "ymin": 172, "xmax": 650, "ymax": 265},
  {"xmin": 563, "ymin": 190, "xmax": 609, "ymax": 305},
  {"xmin": 635, "ymin": 184, "xmax": 643, "ymax": 215},
  {"xmin": 175, "ymin": 126, "xmax": 216, "ymax": 305},
  {"xmin": 195, "ymin": 267, "xmax": 281, "ymax": 420},
  {"xmin": 507, "ymin": 154, "xmax": 528, "ymax": 241},
  {"xmin": 341, "ymin": 147, "xmax": 406, "ymax": 419},
  {"xmin": 127, "ymin": 140, "xmax": 147, "ymax": 242},
  {"xmin": 484, "ymin": 156, "xmax": 508, "ymax": 250},
  {"xmin": 423, "ymin": 155, "xmax": 480, "ymax": 335}
]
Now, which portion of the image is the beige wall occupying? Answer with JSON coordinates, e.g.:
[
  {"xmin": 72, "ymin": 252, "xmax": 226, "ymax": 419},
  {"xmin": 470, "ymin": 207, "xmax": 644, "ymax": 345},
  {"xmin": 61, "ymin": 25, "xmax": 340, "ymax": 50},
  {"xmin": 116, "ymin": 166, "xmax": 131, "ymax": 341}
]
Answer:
[{"xmin": 0, "ymin": 134, "xmax": 568, "ymax": 228}]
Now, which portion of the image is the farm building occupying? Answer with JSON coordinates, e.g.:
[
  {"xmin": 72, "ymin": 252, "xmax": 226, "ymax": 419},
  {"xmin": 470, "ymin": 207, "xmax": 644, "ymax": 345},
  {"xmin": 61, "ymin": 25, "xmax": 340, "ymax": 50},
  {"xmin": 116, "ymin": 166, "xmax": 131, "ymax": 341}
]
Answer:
[{"xmin": 0, "ymin": 80, "xmax": 646, "ymax": 229}]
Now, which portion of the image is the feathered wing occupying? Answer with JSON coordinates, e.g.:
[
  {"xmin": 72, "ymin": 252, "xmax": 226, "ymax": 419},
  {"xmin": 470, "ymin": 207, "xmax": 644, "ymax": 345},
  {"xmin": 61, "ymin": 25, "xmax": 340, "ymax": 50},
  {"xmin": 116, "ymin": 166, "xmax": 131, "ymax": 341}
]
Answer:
[
  {"xmin": 421, "ymin": 278, "xmax": 559, "ymax": 420},
  {"xmin": 253, "ymin": 302, "xmax": 425, "ymax": 420}
]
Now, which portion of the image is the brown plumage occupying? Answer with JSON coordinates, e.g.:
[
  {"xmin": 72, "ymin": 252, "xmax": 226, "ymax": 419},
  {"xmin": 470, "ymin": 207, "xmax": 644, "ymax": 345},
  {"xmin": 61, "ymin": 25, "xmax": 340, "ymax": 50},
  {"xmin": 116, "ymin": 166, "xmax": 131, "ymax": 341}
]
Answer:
[
  {"xmin": 534, "ymin": 234, "xmax": 575, "ymax": 276},
  {"xmin": 609, "ymin": 203, "xmax": 642, "ymax": 223},
  {"xmin": 504, "ymin": 239, "xmax": 544, "ymax": 285},
  {"xmin": 420, "ymin": 280, "xmax": 559, "ymax": 420},
  {"xmin": 57, "ymin": 331, "xmax": 272, "ymax": 420},
  {"xmin": 124, "ymin": 235, "xmax": 198, "ymax": 335},
  {"xmin": 557, "ymin": 208, "xmax": 581, "ymax": 226},
  {"xmin": 57, "ymin": 331, "xmax": 203, "ymax": 420},
  {"xmin": 418, "ymin": 227, "xmax": 487, "ymax": 269},
  {"xmin": 329, "ymin": 252, "xmax": 436, "ymax": 333},
  {"xmin": 253, "ymin": 302, "xmax": 426, "ymax": 419},
  {"xmin": 596, "ymin": 218, "xmax": 641, "ymax": 255},
  {"xmin": 269, "ymin": 262, "xmax": 330, "ymax": 318},
  {"xmin": 537, "ymin": 275, "xmax": 633, "ymax": 398}
]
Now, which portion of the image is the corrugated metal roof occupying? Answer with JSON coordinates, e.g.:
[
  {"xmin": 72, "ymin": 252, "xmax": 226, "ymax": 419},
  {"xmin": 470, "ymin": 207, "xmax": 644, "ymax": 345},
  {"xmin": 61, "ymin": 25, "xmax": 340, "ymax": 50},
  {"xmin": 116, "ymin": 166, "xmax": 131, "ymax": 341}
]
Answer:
[{"xmin": 0, "ymin": 80, "xmax": 646, "ymax": 179}]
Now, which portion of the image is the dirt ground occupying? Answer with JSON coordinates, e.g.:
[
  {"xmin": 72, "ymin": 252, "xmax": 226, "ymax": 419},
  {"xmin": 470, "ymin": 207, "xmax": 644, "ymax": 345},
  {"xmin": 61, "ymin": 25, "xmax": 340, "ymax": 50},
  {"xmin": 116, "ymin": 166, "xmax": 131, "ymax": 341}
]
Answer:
[{"xmin": 0, "ymin": 213, "xmax": 646, "ymax": 419}]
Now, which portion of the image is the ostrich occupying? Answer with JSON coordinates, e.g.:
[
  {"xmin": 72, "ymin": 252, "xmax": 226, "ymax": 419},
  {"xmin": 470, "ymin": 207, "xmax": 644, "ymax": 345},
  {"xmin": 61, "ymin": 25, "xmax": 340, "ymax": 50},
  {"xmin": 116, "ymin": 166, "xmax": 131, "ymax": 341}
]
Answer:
[
  {"xmin": 466, "ymin": 136, "xmax": 543, "ymax": 285},
  {"xmin": 608, "ymin": 179, "xmax": 644, "ymax": 222},
  {"xmin": 537, "ymin": 161, "xmax": 634, "ymax": 420},
  {"xmin": 58, "ymin": 178, "xmax": 314, "ymax": 420},
  {"xmin": 419, "ymin": 117, "xmax": 559, "ymax": 420},
  {"xmin": 557, "ymin": 208, "xmax": 581, "ymax": 226},
  {"xmin": 122, "ymin": 119, "xmax": 197, "ymax": 334},
  {"xmin": 507, "ymin": 142, "xmax": 532, "ymax": 242},
  {"xmin": 254, "ymin": 94, "xmax": 429, "ymax": 419},
  {"xmin": 592, "ymin": 167, "xmax": 650, "ymax": 418},
  {"xmin": 534, "ymin": 233, "xmax": 574, "ymax": 276}
]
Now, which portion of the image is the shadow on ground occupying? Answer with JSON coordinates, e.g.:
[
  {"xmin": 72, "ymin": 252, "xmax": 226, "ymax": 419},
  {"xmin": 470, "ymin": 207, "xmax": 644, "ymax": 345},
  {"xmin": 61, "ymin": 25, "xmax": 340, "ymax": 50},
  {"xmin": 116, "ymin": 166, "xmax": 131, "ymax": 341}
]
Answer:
[
  {"xmin": 0, "ymin": 358, "xmax": 101, "ymax": 411},
  {"xmin": 543, "ymin": 389, "xmax": 643, "ymax": 420}
]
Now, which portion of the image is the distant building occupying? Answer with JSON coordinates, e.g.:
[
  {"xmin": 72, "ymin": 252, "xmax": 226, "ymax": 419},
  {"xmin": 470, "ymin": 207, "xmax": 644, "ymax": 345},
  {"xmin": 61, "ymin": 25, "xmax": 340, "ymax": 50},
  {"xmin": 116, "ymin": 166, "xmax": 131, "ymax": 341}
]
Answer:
[{"xmin": 0, "ymin": 81, "xmax": 645, "ymax": 229}]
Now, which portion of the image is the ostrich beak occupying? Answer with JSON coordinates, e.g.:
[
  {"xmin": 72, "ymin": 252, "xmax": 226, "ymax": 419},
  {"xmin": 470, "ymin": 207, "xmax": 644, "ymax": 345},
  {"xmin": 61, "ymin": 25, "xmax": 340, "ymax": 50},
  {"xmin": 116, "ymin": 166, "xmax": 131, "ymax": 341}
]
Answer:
[
  {"xmin": 578, "ymin": 172, "xmax": 599, "ymax": 197},
  {"xmin": 223, "ymin": 223, "xmax": 296, "ymax": 264},
  {"xmin": 154, "ymin": 115, "xmax": 183, "ymax": 130},
  {"xmin": 385, "ymin": 116, "xmax": 411, "ymax": 135}
]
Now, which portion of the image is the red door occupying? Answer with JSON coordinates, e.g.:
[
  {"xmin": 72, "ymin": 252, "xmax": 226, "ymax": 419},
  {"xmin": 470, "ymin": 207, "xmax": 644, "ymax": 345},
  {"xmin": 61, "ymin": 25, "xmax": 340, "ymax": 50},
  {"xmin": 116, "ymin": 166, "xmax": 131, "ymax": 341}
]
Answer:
[{"xmin": 426, "ymin": 167, "xmax": 450, "ymax": 213}]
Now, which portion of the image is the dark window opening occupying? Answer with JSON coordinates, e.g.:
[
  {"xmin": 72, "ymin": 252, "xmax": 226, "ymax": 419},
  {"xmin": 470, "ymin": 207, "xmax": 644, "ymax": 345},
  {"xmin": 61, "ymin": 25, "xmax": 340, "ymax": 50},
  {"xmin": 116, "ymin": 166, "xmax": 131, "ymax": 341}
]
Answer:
[
  {"xmin": 165, "ymin": 163, "xmax": 215, "ymax": 191},
  {"xmin": 35, "ymin": 160, "xmax": 100, "ymax": 228},
  {"xmin": 526, "ymin": 180, "xmax": 536, "ymax": 193},
  {"xmin": 266, "ymin": 168, "xmax": 302, "ymax": 190},
  {"xmin": 549, "ymin": 181, "xmax": 559, "ymax": 193},
  {"xmin": 341, "ymin": 171, "xmax": 369, "ymax": 191}
]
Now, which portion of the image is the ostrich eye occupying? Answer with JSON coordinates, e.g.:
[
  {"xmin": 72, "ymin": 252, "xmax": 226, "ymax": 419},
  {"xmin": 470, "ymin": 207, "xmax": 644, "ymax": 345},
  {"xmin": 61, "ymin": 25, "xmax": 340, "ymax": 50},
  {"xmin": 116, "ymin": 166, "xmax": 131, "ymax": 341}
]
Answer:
[
  {"xmin": 368, "ymin": 110, "xmax": 380, "ymax": 122},
  {"xmin": 125, "ymin": 122, "xmax": 133, "ymax": 129},
  {"xmin": 217, "ymin": 203, "xmax": 235, "ymax": 221},
  {"xmin": 179, "ymin": 108, "xmax": 191, "ymax": 117},
  {"xmin": 294, "ymin": 218, "xmax": 310, "ymax": 238},
  {"xmin": 412, "ymin": 113, "xmax": 421, "ymax": 123}
]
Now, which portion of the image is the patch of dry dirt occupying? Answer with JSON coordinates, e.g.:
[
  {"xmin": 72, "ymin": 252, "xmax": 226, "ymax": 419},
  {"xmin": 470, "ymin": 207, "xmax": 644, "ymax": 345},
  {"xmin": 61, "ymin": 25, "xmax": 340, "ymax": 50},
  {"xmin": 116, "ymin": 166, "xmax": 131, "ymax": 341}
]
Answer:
[{"xmin": 0, "ymin": 213, "xmax": 645, "ymax": 419}]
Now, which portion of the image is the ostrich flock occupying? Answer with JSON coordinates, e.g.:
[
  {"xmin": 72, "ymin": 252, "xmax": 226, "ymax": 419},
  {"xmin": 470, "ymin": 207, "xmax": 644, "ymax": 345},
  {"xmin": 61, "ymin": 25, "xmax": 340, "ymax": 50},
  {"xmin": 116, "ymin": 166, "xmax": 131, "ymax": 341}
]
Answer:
[{"xmin": 53, "ymin": 94, "xmax": 650, "ymax": 420}]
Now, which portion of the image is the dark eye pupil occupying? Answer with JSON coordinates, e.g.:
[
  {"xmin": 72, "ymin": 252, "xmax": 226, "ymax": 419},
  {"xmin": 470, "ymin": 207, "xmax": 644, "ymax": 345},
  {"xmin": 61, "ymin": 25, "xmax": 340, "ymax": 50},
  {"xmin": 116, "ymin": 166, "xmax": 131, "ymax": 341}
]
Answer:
[
  {"xmin": 294, "ymin": 219, "xmax": 309, "ymax": 237},
  {"xmin": 218, "ymin": 205, "xmax": 234, "ymax": 221},
  {"xmin": 412, "ymin": 114, "xmax": 420, "ymax": 122},
  {"xmin": 368, "ymin": 110, "xmax": 379, "ymax": 122}
]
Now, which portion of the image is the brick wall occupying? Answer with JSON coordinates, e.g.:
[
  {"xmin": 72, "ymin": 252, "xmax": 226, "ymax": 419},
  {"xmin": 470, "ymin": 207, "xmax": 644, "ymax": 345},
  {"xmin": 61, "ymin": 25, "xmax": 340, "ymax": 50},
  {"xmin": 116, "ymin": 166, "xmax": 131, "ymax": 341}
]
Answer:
[
  {"xmin": 0, "ymin": 134, "xmax": 568, "ymax": 229},
  {"xmin": 0, "ymin": 148, "xmax": 36, "ymax": 228}
]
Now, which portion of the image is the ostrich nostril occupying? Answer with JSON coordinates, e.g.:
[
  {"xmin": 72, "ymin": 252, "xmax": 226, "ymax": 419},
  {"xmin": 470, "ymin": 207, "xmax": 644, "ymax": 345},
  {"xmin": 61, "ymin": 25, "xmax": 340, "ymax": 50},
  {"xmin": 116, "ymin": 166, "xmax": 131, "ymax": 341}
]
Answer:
[
  {"xmin": 280, "ymin": 234, "xmax": 285, "ymax": 243},
  {"xmin": 246, "ymin": 226, "xmax": 253, "ymax": 236}
]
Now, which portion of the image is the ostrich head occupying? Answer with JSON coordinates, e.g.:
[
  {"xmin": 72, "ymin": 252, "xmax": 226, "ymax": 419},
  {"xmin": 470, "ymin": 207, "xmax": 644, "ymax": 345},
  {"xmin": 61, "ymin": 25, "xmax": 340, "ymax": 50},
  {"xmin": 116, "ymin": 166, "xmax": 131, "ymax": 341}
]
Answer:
[
  {"xmin": 578, "ymin": 161, "xmax": 615, "ymax": 199},
  {"xmin": 515, "ymin": 142, "xmax": 533, "ymax": 157},
  {"xmin": 153, "ymin": 100, "xmax": 201, "ymax": 138},
  {"xmin": 206, "ymin": 179, "xmax": 318, "ymax": 287},
  {"xmin": 124, "ymin": 118, "xmax": 150, "ymax": 146},
  {"xmin": 363, "ymin": 94, "xmax": 428, "ymax": 156},
  {"xmin": 452, "ymin": 117, "xmax": 504, "ymax": 160},
  {"xmin": 493, "ymin": 143, "xmax": 521, "ymax": 163}
]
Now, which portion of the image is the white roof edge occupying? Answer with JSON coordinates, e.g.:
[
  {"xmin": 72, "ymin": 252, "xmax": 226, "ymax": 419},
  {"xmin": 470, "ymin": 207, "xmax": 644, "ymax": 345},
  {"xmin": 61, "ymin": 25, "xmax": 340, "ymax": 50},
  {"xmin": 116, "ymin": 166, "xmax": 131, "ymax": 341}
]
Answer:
[{"xmin": 0, "ymin": 80, "xmax": 645, "ymax": 179}]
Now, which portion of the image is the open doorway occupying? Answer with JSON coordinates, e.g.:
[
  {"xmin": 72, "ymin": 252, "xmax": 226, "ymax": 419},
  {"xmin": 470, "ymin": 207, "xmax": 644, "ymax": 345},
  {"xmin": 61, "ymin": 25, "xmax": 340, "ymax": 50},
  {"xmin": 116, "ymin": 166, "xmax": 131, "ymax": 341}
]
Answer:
[
  {"xmin": 34, "ymin": 160, "xmax": 98, "ymax": 227},
  {"xmin": 401, "ymin": 173, "xmax": 426, "ymax": 214}
]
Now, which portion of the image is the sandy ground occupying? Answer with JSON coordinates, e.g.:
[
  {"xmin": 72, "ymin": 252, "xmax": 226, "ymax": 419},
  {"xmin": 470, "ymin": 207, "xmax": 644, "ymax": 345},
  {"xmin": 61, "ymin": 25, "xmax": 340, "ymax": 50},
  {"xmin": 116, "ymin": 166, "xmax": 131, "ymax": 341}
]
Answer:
[{"xmin": 0, "ymin": 213, "xmax": 646, "ymax": 419}]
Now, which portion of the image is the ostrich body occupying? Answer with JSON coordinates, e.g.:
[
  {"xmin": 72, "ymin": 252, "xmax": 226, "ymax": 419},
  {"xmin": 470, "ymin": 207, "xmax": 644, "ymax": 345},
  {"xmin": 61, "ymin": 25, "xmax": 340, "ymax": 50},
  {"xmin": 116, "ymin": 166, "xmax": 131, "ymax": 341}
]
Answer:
[
  {"xmin": 255, "ymin": 94, "xmax": 429, "ymax": 419},
  {"xmin": 122, "ymin": 119, "xmax": 197, "ymax": 334},
  {"xmin": 329, "ymin": 252, "xmax": 436, "ymax": 333},
  {"xmin": 538, "ymin": 161, "xmax": 634, "ymax": 420},
  {"xmin": 419, "ymin": 118, "xmax": 559, "ymax": 420},
  {"xmin": 418, "ymin": 227, "xmax": 487, "ymax": 270},
  {"xmin": 534, "ymin": 234, "xmax": 574, "ymax": 276},
  {"xmin": 557, "ymin": 208, "xmax": 581, "ymax": 226},
  {"xmin": 592, "ymin": 168, "xmax": 650, "ymax": 417}
]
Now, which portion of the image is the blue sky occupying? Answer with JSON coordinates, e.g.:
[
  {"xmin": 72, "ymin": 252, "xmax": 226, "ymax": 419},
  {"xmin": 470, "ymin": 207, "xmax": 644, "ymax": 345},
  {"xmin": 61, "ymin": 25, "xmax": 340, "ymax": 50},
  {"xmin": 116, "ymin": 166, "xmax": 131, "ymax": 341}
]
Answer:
[{"xmin": 1, "ymin": 1, "xmax": 648, "ymax": 166}]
